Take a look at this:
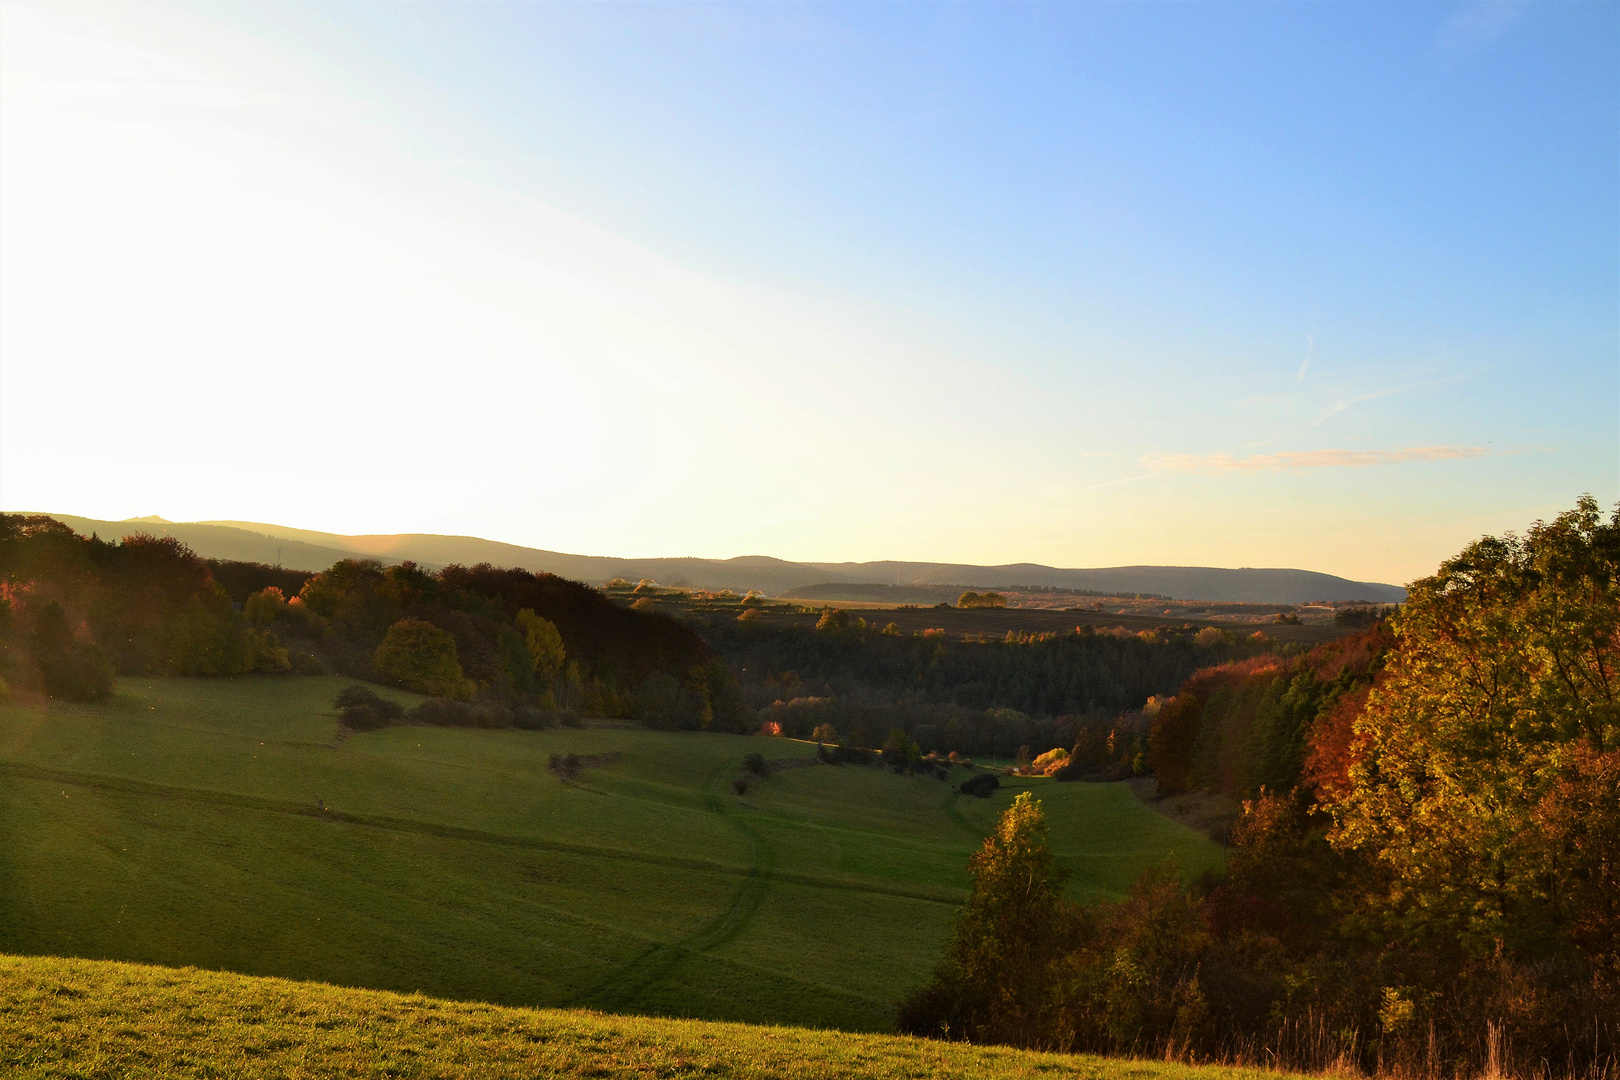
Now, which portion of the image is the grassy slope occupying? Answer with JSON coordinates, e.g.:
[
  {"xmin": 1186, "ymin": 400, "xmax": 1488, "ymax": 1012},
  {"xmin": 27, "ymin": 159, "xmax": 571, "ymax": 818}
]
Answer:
[
  {"xmin": 0, "ymin": 677, "xmax": 1224, "ymax": 1031},
  {"xmin": 1, "ymin": 954, "xmax": 1298, "ymax": 1080}
]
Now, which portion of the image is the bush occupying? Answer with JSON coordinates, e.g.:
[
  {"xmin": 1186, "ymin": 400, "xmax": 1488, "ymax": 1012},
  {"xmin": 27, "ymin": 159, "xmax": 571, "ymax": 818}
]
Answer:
[
  {"xmin": 549, "ymin": 752, "xmax": 580, "ymax": 779},
  {"xmin": 35, "ymin": 644, "xmax": 116, "ymax": 702},
  {"xmin": 30, "ymin": 602, "xmax": 114, "ymax": 702},
  {"xmin": 743, "ymin": 752, "xmax": 768, "ymax": 776},
  {"xmin": 512, "ymin": 703, "xmax": 553, "ymax": 731},
  {"xmin": 408, "ymin": 698, "xmax": 515, "ymax": 729},
  {"xmin": 818, "ymin": 742, "xmax": 874, "ymax": 766},
  {"xmin": 732, "ymin": 777, "xmax": 751, "ymax": 796},
  {"xmin": 334, "ymin": 685, "xmax": 405, "ymax": 730},
  {"xmin": 960, "ymin": 772, "xmax": 1000, "ymax": 798},
  {"xmin": 335, "ymin": 684, "xmax": 374, "ymax": 708}
]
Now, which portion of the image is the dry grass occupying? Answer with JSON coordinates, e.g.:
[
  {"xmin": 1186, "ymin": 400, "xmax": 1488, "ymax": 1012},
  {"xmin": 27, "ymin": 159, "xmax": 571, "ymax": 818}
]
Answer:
[{"xmin": 1, "ymin": 954, "xmax": 1307, "ymax": 1080}]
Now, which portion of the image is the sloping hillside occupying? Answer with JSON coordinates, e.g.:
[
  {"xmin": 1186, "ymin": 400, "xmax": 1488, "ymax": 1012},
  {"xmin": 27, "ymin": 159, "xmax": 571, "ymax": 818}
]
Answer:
[
  {"xmin": 0, "ymin": 954, "xmax": 1303, "ymax": 1080},
  {"xmin": 15, "ymin": 512, "xmax": 1405, "ymax": 603}
]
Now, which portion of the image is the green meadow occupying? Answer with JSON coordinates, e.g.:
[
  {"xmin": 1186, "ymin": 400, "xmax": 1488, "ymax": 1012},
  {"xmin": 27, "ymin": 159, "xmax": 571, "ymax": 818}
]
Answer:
[{"xmin": 0, "ymin": 676, "xmax": 1224, "ymax": 1032}]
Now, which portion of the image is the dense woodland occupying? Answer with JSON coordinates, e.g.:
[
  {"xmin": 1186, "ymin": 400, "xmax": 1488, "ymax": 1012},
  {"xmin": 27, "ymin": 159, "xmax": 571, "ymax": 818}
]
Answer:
[
  {"xmin": 903, "ymin": 497, "xmax": 1618, "ymax": 1078},
  {"xmin": 0, "ymin": 515, "xmax": 747, "ymax": 731},
  {"xmin": 702, "ymin": 613, "xmax": 1271, "ymax": 759}
]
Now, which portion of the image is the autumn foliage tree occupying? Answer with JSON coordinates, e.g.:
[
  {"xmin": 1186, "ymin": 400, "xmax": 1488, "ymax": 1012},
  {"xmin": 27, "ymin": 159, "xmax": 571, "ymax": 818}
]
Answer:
[
  {"xmin": 1324, "ymin": 495, "xmax": 1620, "ymax": 968},
  {"xmin": 903, "ymin": 499, "xmax": 1617, "ymax": 1075}
]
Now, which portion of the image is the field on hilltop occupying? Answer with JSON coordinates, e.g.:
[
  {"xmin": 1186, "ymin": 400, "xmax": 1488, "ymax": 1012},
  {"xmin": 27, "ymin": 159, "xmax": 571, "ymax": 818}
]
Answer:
[
  {"xmin": 0, "ymin": 676, "xmax": 1224, "ymax": 1032},
  {"xmin": 1, "ymin": 954, "xmax": 1302, "ymax": 1079}
]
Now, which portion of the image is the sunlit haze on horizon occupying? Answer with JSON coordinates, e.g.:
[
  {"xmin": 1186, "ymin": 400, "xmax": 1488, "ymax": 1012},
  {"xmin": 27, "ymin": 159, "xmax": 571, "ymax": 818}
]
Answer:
[{"xmin": 2, "ymin": 0, "xmax": 1615, "ymax": 586}]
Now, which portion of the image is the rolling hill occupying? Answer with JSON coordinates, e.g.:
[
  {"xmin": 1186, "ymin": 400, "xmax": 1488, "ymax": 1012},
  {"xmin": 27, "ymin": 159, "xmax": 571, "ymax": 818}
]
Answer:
[
  {"xmin": 0, "ymin": 675, "xmax": 1224, "ymax": 1033},
  {"xmin": 18, "ymin": 512, "xmax": 1406, "ymax": 604}
]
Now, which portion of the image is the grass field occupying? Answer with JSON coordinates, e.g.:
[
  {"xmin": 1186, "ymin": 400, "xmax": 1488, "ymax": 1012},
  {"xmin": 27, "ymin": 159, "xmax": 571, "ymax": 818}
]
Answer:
[
  {"xmin": 0, "ymin": 676, "xmax": 1225, "ymax": 1032},
  {"xmin": 0, "ymin": 954, "xmax": 1299, "ymax": 1080}
]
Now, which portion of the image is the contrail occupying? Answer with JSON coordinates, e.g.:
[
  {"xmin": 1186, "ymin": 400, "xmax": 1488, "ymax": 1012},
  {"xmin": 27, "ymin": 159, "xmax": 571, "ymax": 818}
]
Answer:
[{"xmin": 1296, "ymin": 332, "xmax": 1314, "ymax": 383}]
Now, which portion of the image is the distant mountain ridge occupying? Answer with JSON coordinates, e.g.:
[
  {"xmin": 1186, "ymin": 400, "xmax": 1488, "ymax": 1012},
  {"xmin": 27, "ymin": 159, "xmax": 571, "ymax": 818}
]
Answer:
[{"xmin": 17, "ymin": 513, "xmax": 1407, "ymax": 605}]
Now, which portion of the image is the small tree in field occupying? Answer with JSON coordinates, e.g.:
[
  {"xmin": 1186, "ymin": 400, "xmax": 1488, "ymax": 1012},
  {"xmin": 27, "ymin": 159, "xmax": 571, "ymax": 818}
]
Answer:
[{"xmin": 898, "ymin": 791, "xmax": 1075, "ymax": 1045}]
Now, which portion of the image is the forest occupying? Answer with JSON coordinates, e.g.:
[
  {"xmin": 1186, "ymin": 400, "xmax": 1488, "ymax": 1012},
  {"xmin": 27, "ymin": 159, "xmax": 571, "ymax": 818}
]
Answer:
[
  {"xmin": 901, "ymin": 497, "xmax": 1618, "ymax": 1078},
  {"xmin": 701, "ymin": 612, "xmax": 1272, "ymax": 760},
  {"xmin": 0, "ymin": 514, "xmax": 748, "ymax": 731},
  {"xmin": 2, "ymin": 514, "xmax": 1292, "ymax": 760}
]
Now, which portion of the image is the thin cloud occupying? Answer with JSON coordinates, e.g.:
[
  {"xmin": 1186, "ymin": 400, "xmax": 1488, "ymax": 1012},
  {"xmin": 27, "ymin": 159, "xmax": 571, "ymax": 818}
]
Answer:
[
  {"xmin": 1142, "ymin": 446, "xmax": 1488, "ymax": 475},
  {"xmin": 1437, "ymin": 0, "xmax": 1529, "ymax": 62}
]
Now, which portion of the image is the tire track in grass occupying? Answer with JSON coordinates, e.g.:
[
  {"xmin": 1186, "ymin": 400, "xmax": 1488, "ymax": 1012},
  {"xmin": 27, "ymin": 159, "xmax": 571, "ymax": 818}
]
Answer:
[
  {"xmin": 0, "ymin": 761, "xmax": 956, "ymax": 905},
  {"xmin": 574, "ymin": 759, "xmax": 776, "ymax": 1014},
  {"xmin": 944, "ymin": 790, "xmax": 980, "ymax": 835}
]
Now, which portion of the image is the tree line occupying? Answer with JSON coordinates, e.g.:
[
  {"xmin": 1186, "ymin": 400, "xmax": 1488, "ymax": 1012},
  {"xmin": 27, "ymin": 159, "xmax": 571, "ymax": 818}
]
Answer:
[
  {"xmin": 702, "ymin": 614, "xmax": 1271, "ymax": 759},
  {"xmin": 0, "ymin": 515, "xmax": 749, "ymax": 731},
  {"xmin": 901, "ymin": 497, "xmax": 1618, "ymax": 1077}
]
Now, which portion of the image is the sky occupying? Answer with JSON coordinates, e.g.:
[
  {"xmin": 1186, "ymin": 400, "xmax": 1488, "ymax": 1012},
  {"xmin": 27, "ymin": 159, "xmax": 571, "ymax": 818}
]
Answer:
[{"xmin": 1, "ymin": 0, "xmax": 1614, "ymax": 586}]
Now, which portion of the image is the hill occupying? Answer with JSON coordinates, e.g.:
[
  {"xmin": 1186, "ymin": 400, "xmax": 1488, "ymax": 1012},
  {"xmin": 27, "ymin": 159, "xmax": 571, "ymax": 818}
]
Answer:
[
  {"xmin": 0, "ymin": 676, "xmax": 1225, "ymax": 1032},
  {"xmin": 0, "ymin": 954, "xmax": 1299, "ymax": 1080},
  {"xmin": 20, "ymin": 513, "xmax": 1405, "ymax": 604}
]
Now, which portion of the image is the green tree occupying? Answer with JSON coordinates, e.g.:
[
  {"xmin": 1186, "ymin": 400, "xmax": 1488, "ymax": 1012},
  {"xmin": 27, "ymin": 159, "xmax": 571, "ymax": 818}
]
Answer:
[
  {"xmin": 242, "ymin": 586, "xmax": 287, "ymax": 626},
  {"xmin": 514, "ymin": 608, "xmax": 565, "ymax": 680},
  {"xmin": 1325, "ymin": 496, "xmax": 1620, "ymax": 958},
  {"xmin": 899, "ymin": 792, "xmax": 1075, "ymax": 1046},
  {"xmin": 373, "ymin": 618, "xmax": 474, "ymax": 699},
  {"xmin": 814, "ymin": 608, "xmax": 849, "ymax": 633}
]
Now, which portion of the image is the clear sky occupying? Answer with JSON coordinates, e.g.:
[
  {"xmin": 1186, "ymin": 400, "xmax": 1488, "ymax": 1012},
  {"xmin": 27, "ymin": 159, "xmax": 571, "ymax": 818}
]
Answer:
[{"xmin": 2, "ymin": 0, "xmax": 1614, "ymax": 586}]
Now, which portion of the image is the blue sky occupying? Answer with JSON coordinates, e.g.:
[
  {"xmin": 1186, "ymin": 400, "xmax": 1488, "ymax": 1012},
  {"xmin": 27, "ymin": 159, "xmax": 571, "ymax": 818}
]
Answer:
[{"xmin": 1, "ymin": 0, "xmax": 1614, "ymax": 584}]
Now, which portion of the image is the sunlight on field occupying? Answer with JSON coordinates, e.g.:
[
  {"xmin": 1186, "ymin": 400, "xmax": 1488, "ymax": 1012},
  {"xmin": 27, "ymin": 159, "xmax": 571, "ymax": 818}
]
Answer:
[
  {"xmin": 0, "ymin": 677, "xmax": 1224, "ymax": 1031},
  {"xmin": 0, "ymin": 954, "xmax": 1298, "ymax": 1080}
]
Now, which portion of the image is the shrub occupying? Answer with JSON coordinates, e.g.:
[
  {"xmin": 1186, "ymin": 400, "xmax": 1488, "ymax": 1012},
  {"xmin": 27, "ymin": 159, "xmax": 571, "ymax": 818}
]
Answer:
[
  {"xmin": 818, "ymin": 743, "xmax": 874, "ymax": 766},
  {"xmin": 1031, "ymin": 746, "xmax": 1068, "ymax": 775},
  {"xmin": 732, "ymin": 777, "xmax": 751, "ymax": 796},
  {"xmin": 333, "ymin": 685, "xmax": 405, "ymax": 730},
  {"xmin": 960, "ymin": 772, "xmax": 1000, "ymax": 798},
  {"xmin": 30, "ymin": 602, "xmax": 114, "ymax": 702},
  {"xmin": 35, "ymin": 643, "xmax": 116, "ymax": 702},
  {"xmin": 743, "ymin": 752, "xmax": 768, "ymax": 776},
  {"xmin": 511, "ymin": 704, "xmax": 552, "ymax": 731},
  {"xmin": 408, "ymin": 698, "xmax": 515, "ymax": 729},
  {"xmin": 334, "ymin": 684, "xmax": 381, "ymax": 709}
]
